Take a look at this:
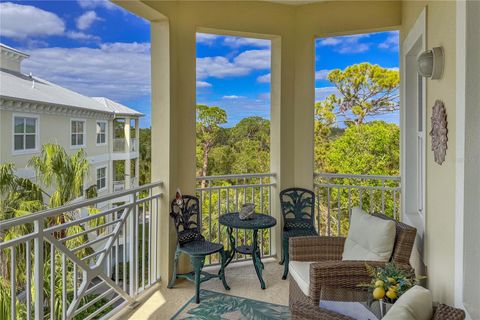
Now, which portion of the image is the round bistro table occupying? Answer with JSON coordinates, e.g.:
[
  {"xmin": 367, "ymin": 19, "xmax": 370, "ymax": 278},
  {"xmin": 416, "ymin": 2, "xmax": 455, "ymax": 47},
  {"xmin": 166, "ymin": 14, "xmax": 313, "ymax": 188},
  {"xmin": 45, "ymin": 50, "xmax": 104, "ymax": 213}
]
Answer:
[{"xmin": 219, "ymin": 212, "xmax": 277, "ymax": 289}]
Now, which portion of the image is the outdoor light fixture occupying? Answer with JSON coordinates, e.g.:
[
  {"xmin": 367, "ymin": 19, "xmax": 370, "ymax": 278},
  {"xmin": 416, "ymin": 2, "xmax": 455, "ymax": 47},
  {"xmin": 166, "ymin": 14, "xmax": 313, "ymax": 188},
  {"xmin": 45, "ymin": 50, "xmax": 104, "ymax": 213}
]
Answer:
[{"xmin": 417, "ymin": 47, "xmax": 444, "ymax": 79}]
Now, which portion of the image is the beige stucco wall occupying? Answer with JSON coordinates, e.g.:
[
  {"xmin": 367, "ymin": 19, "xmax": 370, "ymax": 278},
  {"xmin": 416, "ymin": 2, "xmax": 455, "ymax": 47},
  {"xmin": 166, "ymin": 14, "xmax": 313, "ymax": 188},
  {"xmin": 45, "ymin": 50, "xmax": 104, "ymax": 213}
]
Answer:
[
  {"xmin": 401, "ymin": 0, "xmax": 457, "ymax": 305},
  {"xmin": 0, "ymin": 108, "xmax": 113, "ymax": 193}
]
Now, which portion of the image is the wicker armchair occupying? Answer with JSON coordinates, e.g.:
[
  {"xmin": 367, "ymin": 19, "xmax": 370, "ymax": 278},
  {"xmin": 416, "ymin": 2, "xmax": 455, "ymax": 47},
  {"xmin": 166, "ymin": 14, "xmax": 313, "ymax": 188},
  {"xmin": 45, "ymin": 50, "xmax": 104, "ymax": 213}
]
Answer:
[{"xmin": 288, "ymin": 214, "xmax": 417, "ymax": 310}]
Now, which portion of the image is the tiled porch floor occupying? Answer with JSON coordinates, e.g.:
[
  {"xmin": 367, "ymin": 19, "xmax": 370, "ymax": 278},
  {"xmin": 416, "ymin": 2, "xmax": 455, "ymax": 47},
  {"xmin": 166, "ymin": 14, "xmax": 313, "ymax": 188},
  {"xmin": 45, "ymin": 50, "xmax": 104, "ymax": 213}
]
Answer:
[{"xmin": 114, "ymin": 258, "xmax": 289, "ymax": 320}]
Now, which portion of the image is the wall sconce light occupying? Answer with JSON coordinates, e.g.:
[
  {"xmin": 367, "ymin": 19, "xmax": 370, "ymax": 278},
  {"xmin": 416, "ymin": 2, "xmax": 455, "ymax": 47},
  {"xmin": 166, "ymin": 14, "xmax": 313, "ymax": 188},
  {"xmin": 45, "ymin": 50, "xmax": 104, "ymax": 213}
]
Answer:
[{"xmin": 417, "ymin": 47, "xmax": 444, "ymax": 79}]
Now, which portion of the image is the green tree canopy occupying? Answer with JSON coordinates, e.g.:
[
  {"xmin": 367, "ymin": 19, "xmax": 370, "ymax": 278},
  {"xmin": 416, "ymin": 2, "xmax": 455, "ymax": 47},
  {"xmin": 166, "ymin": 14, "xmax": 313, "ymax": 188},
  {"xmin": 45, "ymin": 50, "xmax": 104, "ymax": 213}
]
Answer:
[
  {"xmin": 196, "ymin": 105, "xmax": 228, "ymax": 185},
  {"xmin": 319, "ymin": 63, "xmax": 400, "ymax": 126},
  {"xmin": 324, "ymin": 121, "xmax": 400, "ymax": 176}
]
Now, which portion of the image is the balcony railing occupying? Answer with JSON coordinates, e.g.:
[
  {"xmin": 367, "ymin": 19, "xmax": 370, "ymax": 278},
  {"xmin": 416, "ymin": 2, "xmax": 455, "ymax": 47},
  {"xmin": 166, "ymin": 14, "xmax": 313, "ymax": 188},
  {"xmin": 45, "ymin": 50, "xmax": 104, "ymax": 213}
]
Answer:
[
  {"xmin": 0, "ymin": 182, "xmax": 162, "ymax": 320},
  {"xmin": 113, "ymin": 138, "xmax": 137, "ymax": 153},
  {"xmin": 113, "ymin": 177, "xmax": 137, "ymax": 192},
  {"xmin": 196, "ymin": 173, "xmax": 276, "ymax": 266},
  {"xmin": 314, "ymin": 173, "xmax": 401, "ymax": 237}
]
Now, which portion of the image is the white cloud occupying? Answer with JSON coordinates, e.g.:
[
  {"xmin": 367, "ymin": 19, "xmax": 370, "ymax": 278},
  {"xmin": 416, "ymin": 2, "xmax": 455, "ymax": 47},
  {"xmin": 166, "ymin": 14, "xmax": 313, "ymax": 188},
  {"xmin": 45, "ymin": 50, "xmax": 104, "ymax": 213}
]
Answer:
[
  {"xmin": 315, "ymin": 69, "xmax": 332, "ymax": 80},
  {"xmin": 197, "ymin": 49, "xmax": 270, "ymax": 80},
  {"xmin": 319, "ymin": 38, "xmax": 341, "ymax": 46},
  {"xmin": 76, "ymin": 11, "xmax": 101, "ymax": 30},
  {"xmin": 222, "ymin": 95, "xmax": 245, "ymax": 99},
  {"xmin": 0, "ymin": 2, "xmax": 65, "ymax": 39},
  {"xmin": 197, "ymin": 81, "xmax": 212, "ymax": 88},
  {"xmin": 315, "ymin": 86, "xmax": 339, "ymax": 102},
  {"xmin": 196, "ymin": 33, "xmax": 271, "ymax": 48},
  {"xmin": 197, "ymin": 56, "xmax": 251, "ymax": 79},
  {"xmin": 257, "ymin": 73, "xmax": 271, "ymax": 83},
  {"xmin": 233, "ymin": 49, "xmax": 270, "ymax": 69},
  {"xmin": 223, "ymin": 36, "xmax": 270, "ymax": 48},
  {"xmin": 196, "ymin": 33, "xmax": 219, "ymax": 45},
  {"xmin": 318, "ymin": 34, "xmax": 371, "ymax": 54},
  {"xmin": 66, "ymin": 31, "xmax": 100, "ymax": 41},
  {"xmin": 77, "ymin": 0, "xmax": 118, "ymax": 10},
  {"xmin": 23, "ymin": 42, "xmax": 151, "ymax": 101},
  {"xmin": 378, "ymin": 31, "xmax": 399, "ymax": 51}
]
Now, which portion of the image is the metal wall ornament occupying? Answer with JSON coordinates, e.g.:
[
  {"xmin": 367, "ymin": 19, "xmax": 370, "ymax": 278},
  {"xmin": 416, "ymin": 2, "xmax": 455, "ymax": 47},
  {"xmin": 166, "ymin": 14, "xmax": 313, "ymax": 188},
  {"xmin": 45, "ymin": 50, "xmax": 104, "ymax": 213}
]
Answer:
[{"xmin": 430, "ymin": 100, "xmax": 448, "ymax": 165}]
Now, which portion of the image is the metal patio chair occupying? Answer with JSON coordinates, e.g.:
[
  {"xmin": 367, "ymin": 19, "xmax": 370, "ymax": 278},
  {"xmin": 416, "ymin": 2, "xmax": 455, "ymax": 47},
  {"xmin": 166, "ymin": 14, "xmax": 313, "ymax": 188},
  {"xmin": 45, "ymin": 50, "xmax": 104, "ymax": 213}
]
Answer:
[
  {"xmin": 279, "ymin": 187, "xmax": 318, "ymax": 279},
  {"xmin": 168, "ymin": 195, "xmax": 230, "ymax": 303}
]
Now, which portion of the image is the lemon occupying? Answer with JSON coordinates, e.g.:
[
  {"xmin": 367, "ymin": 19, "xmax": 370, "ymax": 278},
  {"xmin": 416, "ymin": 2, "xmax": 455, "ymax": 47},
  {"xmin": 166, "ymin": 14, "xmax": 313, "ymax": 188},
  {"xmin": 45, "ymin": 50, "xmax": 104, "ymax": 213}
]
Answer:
[
  {"xmin": 373, "ymin": 287, "xmax": 385, "ymax": 300},
  {"xmin": 375, "ymin": 280, "xmax": 385, "ymax": 287},
  {"xmin": 388, "ymin": 277, "xmax": 396, "ymax": 284},
  {"xmin": 386, "ymin": 289, "xmax": 397, "ymax": 300}
]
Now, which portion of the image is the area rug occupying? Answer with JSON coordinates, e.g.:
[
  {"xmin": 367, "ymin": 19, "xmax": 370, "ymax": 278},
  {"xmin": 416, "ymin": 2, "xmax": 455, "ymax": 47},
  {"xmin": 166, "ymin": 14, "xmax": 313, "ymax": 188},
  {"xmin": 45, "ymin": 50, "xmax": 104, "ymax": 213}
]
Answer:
[{"xmin": 171, "ymin": 289, "xmax": 291, "ymax": 319}]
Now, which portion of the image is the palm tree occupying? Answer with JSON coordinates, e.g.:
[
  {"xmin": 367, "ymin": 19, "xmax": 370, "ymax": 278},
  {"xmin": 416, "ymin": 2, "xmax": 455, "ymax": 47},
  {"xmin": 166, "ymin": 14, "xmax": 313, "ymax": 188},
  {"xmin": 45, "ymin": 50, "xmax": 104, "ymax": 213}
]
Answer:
[
  {"xmin": 0, "ymin": 164, "xmax": 44, "ymax": 280},
  {"xmin": 29, "ymin": 144, "xmax": 89, "ymax": 208},
  {"xmin": 1, "ymin": 145, "xmax": 103, "ymax": 320}
]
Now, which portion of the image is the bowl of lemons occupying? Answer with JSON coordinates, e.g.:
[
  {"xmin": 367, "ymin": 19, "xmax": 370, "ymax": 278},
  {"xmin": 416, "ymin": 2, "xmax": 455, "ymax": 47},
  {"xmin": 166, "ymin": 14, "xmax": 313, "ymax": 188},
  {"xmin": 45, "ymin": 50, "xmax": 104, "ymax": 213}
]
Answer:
[{"xmin": 360, "ymin": 263, "xmax": 426, "ymax": 317}]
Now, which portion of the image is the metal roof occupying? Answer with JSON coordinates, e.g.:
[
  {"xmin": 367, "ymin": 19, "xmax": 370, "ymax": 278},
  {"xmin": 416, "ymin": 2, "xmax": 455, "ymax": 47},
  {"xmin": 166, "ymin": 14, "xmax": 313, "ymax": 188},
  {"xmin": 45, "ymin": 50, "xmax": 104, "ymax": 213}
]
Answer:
[
  {"xmin": 0, "ymin": 68, "xmax": 142, "ymax": 118},
  {"xmin": 92, "ymin": 97, "xmax": 144, "ymax": 117}
]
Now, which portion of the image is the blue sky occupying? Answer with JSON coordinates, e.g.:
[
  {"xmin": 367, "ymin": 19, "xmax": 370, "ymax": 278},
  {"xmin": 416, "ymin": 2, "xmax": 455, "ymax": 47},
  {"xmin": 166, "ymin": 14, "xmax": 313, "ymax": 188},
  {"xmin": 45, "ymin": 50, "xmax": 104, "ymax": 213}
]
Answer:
[{"xmin": 0, "ymin": 1, "xmax": 399, "ymax": 128}]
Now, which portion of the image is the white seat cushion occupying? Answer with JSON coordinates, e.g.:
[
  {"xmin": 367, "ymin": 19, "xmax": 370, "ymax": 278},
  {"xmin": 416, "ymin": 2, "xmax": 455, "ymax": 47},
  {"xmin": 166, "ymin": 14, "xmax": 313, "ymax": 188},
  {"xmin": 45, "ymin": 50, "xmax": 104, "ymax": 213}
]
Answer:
[
  {"xmin": 383, "ymin": 285, "xmax": 433, "ymax": 320},
  {"xmin": 342, "ymin": 207, "xmax": 396, "ymax": 261},
  {"xmin": 289, "ymin": 261, "xmax": 313, "ymax": 296}
]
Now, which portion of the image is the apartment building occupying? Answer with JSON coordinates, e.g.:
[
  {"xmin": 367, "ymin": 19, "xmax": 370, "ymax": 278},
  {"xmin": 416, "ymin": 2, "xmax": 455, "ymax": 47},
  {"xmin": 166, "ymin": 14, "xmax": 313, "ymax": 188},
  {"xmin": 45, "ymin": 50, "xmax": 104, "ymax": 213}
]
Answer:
[{"xmin": 0, "ymin": 43, "xmax": 143, "ymax": 201}]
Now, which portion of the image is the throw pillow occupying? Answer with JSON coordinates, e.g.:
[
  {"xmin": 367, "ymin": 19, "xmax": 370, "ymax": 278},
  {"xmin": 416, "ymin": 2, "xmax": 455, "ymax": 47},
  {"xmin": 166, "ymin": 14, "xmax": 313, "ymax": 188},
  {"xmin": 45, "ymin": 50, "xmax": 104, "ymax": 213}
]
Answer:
[
  {"xmin": 383, "ymin": 285, "xmax": 433, "ymax": 320},
  {"xmin": 342, "ymin": 207, "xmax": 396, "ymax": 261}
]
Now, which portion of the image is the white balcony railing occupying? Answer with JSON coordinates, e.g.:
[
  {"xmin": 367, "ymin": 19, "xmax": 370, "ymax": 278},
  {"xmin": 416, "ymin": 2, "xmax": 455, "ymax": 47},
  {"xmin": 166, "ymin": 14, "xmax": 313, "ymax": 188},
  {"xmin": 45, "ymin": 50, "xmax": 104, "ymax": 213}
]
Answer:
[
  {"xmin": 314, "ymin": 173, "xmax": 401, "ymax": 237},
  {"xmin": 113, "ymin": 138, "xmax": 137, "ymax": 153},
  {"xmin": 0, "ymin": 182, "xmax": 162, "ymax": 320},
  {"xmin": 196, "ymin": 173, "xmax": 276, "ymax": 266}
]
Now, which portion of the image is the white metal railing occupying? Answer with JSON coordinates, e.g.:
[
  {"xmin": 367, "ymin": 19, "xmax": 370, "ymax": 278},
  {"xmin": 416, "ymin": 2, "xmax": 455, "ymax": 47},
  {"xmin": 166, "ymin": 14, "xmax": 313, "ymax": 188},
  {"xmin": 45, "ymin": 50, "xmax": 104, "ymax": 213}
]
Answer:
[
  {"xmin": 112, "ymin": 138, "xmax": 137, "ymax": 153},
  {"xmin": 0, "ymin": 182, "xmax": 162, "ymax": 320},
  {"xmin": 196, "ymin": 173, "xmax": 276, "ymax": 266},
  {"xmin": 314, "ymin": 173, "xmax": 401, "ymax": 237}
]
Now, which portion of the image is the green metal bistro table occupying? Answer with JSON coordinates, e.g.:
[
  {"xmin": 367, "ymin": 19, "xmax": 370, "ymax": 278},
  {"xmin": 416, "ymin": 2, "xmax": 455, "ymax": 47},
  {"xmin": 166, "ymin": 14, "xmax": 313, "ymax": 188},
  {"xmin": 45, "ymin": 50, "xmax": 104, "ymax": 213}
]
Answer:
[{"xmin": 219, "ymin": 212, "xmax": 277, "ymax": 289}]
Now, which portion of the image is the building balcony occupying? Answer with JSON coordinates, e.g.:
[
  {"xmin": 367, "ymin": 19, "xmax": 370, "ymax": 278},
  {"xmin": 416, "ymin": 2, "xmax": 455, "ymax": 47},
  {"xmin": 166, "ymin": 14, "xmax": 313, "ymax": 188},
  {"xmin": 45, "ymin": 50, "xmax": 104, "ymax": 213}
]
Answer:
[
  {"xmin": 0, "ymin": 173, "xmax": 400, "ymax": 319},
  {"xmin": 112, "ymin": 138, "xmax": 138, "ymax": 153},
  {"xmin": 113, "ymin": 177, "xmax": 137, "ymax": 192}
]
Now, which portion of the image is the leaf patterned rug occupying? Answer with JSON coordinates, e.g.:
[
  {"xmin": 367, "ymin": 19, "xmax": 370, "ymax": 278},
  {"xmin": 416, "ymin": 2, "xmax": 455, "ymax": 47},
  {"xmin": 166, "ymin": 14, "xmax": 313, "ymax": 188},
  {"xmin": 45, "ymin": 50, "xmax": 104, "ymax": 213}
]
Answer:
[{"xmin": 171, "ymin": 289, "xmax": 291, "ymax": 319}]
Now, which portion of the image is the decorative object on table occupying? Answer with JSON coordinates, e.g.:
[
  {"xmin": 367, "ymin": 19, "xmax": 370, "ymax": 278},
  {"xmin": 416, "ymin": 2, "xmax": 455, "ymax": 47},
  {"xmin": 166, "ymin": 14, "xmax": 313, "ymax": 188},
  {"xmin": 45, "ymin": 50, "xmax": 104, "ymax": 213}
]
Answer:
[
  {"xmin": 219, "ymin": 212, "xmax": 277, "ymax": 289},
  {"xmin": 279, "ymin": 188, "xmax": 318, "ymax": 280},
  {"xmin": 168, "ymin": 195, "xmax": 230, "ymax": 303},
  {"xmin": 288, "ymin": 213, "xmax": 417, "ymax": 317},
  {"xmin": 417, "ymin": 47, "xmax": 444, "ymax": 80},
  {"xmin": 171, "ymin": 289, "xmax": 291, "ymax": 320},
  {"xmin": 360, "ymin": 262, "xmax": 426, "ymax": 317},
  {"xmin": 239, "ymin": 203, "xmax": 255, "ymax": 220},
  {"xmin": 430, "ymin": 100, "xmax": 448, "ymax": 165}
]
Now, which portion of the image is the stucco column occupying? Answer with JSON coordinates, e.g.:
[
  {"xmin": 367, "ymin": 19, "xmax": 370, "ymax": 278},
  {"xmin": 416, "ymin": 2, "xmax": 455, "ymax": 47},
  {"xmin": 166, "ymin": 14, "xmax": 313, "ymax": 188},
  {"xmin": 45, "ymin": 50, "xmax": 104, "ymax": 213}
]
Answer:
[
  {"xmin": 292, "ymin": 32, "xmax": 315, "ymax": 189},
  {"xmin": 151, "ymin": 15, "xmax": 197, "ymax": 282},
  {"xmin": 124, "ymin": 117, "xmax": 131, "ymax": 189}
]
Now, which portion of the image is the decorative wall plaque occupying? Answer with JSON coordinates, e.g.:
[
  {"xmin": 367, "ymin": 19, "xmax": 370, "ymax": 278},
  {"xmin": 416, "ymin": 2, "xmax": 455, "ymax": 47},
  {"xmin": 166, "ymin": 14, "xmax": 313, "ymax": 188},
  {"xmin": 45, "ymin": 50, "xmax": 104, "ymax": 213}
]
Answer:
[{"xmin": 429, "ymin": 100, "xmax": 448, "ymax": 165}]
